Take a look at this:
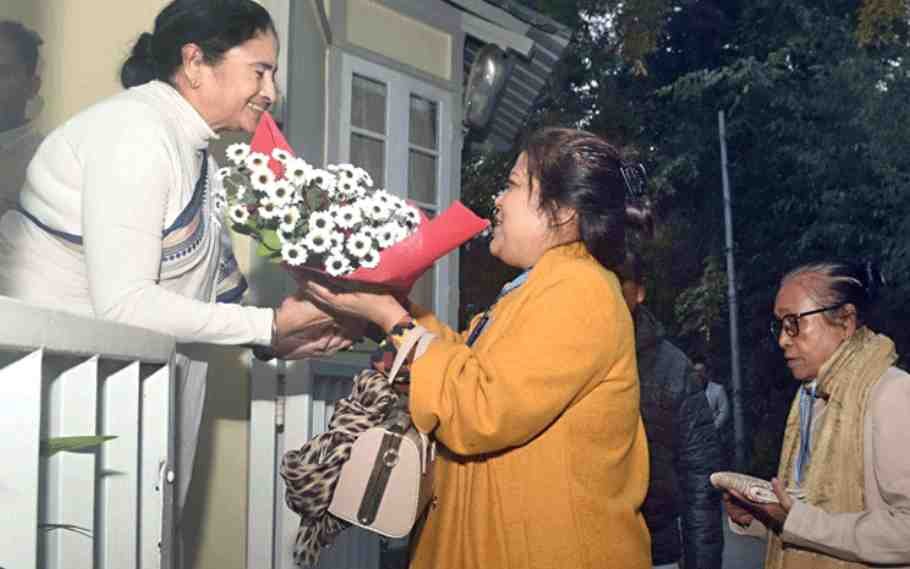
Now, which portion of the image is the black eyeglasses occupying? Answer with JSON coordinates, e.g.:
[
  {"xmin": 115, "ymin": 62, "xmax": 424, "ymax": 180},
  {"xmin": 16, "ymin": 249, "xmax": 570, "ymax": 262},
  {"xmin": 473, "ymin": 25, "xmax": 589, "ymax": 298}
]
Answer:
[{"xmin": 770, "ymin": 302, "xmax": 846, "ymax": 339}]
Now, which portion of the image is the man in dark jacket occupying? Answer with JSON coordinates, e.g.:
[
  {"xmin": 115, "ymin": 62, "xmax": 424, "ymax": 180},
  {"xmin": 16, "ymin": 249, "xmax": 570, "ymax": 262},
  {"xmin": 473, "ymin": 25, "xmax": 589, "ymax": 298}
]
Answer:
[{"xmin": 617, "ymin": 254, "xmax": 724, "ymax": 569}]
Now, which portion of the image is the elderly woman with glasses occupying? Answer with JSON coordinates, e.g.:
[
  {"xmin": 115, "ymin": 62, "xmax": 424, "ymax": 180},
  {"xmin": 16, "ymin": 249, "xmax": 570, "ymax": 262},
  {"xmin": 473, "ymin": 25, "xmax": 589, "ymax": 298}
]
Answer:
[{"xmin": 724, "ymin": 261, "xmax": 910, "ymax": 569}]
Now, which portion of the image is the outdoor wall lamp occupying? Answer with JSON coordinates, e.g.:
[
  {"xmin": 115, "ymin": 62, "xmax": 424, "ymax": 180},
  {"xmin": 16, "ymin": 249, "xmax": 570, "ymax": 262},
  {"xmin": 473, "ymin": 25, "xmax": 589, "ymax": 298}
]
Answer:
[{"xmin": 463, "ymin": 44, "xmax": 511, "ymax": 131}]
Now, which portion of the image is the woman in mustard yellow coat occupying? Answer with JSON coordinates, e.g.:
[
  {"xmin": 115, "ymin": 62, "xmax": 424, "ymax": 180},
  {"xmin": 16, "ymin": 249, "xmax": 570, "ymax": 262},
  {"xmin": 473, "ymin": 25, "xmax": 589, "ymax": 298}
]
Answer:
[{"xmin": 308, "ymin": 127, "xmax": 651, "ymax": 569}]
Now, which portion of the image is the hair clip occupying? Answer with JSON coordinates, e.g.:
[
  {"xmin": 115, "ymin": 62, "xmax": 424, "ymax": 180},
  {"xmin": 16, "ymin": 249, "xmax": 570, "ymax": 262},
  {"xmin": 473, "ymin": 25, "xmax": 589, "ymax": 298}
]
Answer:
[{"xmin": 620, "ymin": 162, "xmax": 648, "ymax": 198}]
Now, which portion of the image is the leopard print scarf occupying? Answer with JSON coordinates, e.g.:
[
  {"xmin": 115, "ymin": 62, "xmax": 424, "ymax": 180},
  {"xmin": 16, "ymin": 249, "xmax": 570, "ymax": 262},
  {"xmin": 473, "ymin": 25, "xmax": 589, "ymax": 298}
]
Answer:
[{"xmin": 280, "ymin": 369, "xmax": 401, "ymax": 566}]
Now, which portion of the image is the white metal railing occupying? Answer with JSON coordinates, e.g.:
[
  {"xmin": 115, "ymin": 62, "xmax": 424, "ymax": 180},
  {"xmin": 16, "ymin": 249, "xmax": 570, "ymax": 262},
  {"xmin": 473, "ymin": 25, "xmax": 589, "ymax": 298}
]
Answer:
[{"xmin": 0, "ymin": 296, "xmax": 177, "ymax": 569}]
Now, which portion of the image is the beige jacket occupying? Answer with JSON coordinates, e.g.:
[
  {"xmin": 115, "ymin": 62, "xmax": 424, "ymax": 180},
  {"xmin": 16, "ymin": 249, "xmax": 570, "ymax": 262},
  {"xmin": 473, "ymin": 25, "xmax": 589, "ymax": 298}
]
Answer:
[{"xmin": 731, "ymin": 366, "xmax": 910, "ymax": 566}]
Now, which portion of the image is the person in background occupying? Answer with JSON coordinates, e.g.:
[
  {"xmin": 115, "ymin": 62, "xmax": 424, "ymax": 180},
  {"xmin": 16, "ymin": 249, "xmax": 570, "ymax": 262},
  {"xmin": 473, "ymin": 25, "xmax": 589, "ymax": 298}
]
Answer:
[
  {"xmin": 695, "ymin": 361, "xmax": 733, "ymax": 471},
  {"xmin": 616, "ymin": 252, "xmax": 724, "ymax": 569},
  {"xmin": 0, "ymin": 20, "xmax": 44, "ymax": 218},
  {"xmin": 307, "ymin": 127, "xmax": 653, "ymax": 569},
  {"xmin": 0, "ymin": 2, "xmax": 356, "ymax": 565},
  {"xmin": 725, "ymin": 261, "xmax": 910, "ymax": 569},
  {"xmin": 696, "ymin": 362, "xmax": 731, "ymax": 431}
]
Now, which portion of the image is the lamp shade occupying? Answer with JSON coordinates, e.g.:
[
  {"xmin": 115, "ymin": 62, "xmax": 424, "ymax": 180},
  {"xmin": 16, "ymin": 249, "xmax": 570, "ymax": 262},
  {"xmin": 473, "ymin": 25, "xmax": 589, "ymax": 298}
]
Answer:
[{"xmin": 463, "ymin": 44, "xmax": 510, "ymax": 130}]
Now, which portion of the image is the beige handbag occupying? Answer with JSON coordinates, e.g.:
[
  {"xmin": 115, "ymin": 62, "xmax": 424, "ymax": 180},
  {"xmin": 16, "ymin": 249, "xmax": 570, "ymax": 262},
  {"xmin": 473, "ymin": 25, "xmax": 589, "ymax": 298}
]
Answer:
[{"xmin": 328, "ymin": 326, "xmax": 436, "ymax": 539}]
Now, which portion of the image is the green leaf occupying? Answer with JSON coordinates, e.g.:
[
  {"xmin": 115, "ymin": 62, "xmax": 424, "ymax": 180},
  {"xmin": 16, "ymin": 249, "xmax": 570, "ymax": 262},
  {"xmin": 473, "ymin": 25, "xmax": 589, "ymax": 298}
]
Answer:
[
  {"xmin": 43, "ymin": 436, "xmax": 117, "ymax": 455},
  {"xmin": 255, "ymin": 229, "xmax": 281, "ymax": 257},
  {"xmin": 39, "ymin": 523, "xmax": 93, "ymax": 537},
  {"xmin": 231, "ymin": 222, "xmax": 255, "ymax": 236}
]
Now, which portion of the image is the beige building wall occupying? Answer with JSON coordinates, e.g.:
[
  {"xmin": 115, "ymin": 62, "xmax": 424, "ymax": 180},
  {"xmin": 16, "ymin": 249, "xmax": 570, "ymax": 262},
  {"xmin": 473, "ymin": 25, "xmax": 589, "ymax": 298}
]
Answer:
[
  {"xmin": 2, "ymin": 0, "xmax": 171, "ymax": 131},
  {"xmin": 0, "ymin": 2, "xmax": 253, "ymax": 568},
  {"xmin": 344, "ymin": 0, "xmax": 452, "ymax": 81}
]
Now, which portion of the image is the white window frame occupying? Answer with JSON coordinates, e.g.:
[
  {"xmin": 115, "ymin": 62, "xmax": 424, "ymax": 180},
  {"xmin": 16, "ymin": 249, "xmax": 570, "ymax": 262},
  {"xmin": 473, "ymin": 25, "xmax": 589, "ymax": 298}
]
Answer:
[{"xmin": 336, "ymin": 52, "xmax": 457, "ymax": 323}]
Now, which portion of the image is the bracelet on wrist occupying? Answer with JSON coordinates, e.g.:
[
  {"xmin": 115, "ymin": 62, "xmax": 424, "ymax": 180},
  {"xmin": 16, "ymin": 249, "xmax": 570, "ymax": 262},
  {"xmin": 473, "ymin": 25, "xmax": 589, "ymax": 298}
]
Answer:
[
  {"xmin": 252, "ymin": 345, "xmax": 276, "ymax": 361},
  {"xmin": 251, "ymin": 308, "xmax": 280, "ymax": 362}
]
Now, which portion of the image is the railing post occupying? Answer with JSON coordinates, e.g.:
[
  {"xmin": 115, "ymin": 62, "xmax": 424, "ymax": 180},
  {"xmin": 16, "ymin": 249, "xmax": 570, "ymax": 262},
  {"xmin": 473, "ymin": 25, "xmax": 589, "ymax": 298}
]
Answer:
[{"xmin": 0, "ymin": 297, "xmax": 177, "ymax": 569}]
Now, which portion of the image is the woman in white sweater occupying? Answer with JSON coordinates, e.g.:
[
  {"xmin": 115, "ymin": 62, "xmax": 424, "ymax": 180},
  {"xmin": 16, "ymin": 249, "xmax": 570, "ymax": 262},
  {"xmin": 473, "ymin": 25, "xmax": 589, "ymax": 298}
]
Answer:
[{"xmin": 0, "ymin": 0, "xmax": 354, "ymax": 522}]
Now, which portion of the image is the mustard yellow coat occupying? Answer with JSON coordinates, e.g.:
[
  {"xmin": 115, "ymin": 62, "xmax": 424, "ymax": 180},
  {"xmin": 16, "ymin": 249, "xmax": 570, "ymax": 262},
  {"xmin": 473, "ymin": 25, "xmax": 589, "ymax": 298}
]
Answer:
[{"xmin": 409, "ymin": 242, "xmax": 651, "ymax": 569}]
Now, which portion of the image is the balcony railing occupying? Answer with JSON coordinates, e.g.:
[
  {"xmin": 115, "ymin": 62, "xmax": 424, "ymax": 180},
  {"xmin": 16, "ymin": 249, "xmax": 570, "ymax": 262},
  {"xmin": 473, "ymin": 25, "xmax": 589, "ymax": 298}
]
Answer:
[{"xmin": 0, "ymin": 296, "xmax": 177, "ymax": 569}]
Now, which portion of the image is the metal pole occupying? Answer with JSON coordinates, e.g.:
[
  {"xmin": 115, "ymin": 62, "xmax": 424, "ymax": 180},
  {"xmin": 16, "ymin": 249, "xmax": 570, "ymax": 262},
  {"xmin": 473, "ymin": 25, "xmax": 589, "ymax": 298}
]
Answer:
[{"xmin": 719, "ymin": 110, "xmax": 747, "ymax": 472}]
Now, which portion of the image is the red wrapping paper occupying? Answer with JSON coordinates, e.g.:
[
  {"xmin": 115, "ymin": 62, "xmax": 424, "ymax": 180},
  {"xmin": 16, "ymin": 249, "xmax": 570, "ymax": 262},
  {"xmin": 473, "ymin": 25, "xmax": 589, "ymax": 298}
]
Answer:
[
  {"xmin": 249, "ymin": 113, "xmax": 490, "ymax": 290},
  {"xmin": 250, "ymin": 112, "xmax": 294, "ymax": 178}
]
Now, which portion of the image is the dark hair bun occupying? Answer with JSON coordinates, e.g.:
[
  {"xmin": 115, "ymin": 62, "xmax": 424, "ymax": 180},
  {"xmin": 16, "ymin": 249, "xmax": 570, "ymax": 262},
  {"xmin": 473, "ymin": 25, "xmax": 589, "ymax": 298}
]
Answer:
[{"xmin": 121, "ymin": 32, "xmax": 158, "ymax": 88}]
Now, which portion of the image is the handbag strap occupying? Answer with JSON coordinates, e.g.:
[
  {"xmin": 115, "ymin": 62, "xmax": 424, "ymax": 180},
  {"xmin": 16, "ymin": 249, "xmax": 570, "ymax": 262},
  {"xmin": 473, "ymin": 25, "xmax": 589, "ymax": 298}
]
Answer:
[
  {"xmin": 386, "ymin": 324, "xmax": 434, "ymax": 384},
  {"xmin": 385, "ymin": 324, "xmax": 437, "ymax": 471}
]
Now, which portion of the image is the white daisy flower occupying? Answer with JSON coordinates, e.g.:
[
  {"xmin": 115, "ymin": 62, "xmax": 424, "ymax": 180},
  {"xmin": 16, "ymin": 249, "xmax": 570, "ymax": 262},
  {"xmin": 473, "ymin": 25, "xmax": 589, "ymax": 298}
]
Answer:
[
  {"xmin": 336, "ymin": 205, "xmax": 362, "ymax": 229},
  {"xmin": 387, "ymin": 194, "xmax": 408, "ymax": 211},
  {"xmin": 345, "ymin": 230, "xmax": 373, "ymax": 258},
  {"xmin": 229, "ymin": 204, "xmax": 250, "ymax": 224},
  {"xmin": 308, "ymin": 211, "xmax": 335, "ymax": 233},
  {"xmin": 329, "ymin": 231, "xmax": 345, "ymax": 250},
  {"xmin": 271, "ymin": 148, "xmax": 292, "ymax": 163},
  {"xmin": 337, "ymin": 178, "xmax": 358, "ymax": 197},
  {"xmin": 226, "ymin": 142, "xmax": 251, "ymax": 165},
  {"xmin": 333, "ymin": 163, "xmax": 357, "ymax": 179},
  {"xmin": 376, "ymin": 222, "xmax": 407, "ymax": 248},
  {"xmin": 303, "ymin": 229, "xmax": 333, "ymax": 254},
  {"xmin": 353, "ymin": 167, "xmax": 373, "ymax": 187},
  {"xmin": 327, "ymin": 204, "xmax": 342, "ymax": 220},
  {"xmin": 360, "ymin": 226, "xmax": 376, "ymax": 239},
  {"xmin": 281, "ymin": 243, "xmax": 308, "ymax": 266},
  {"xmin": 269, "ymin": 180, "xmax": 295, "ymax": 206},
  {"xmin": 360, "ymin": 198, "xmax": 391, "ymax": 222},
  {"xmin": 285, "ymin": 158, "xmax": 313, "ymax": 186},
  {"xmin": 389, "ymin": 222, "xmax": 410, "ymax": 244},
  {"xmin": 329, "ymin": 244, "xmax": 345, "ymax": 258},
  {"xmin": 325, "ymin": 253, "xmax": 353, "ymax": 277},
  {"xmin": 215, "ymin": 167, "xmax": 233, "ymax": 182},
  {"xmin": 309, "ymin": 169, "xmax": 337, "ymax": 193},
  {"xmin": 375, "ymin": 225, "xmax": 397, "ymax": 249},
  {"xmin": 278, "ymin": 205, "xmax": 301, "ymax": 228},
  {"xmin": 245, "ymin": 152, "xmax": 270, "ymax": 171},
  {"xmin": 401, "ymin": 205, "xmax": 422, "ymax": 228},
  {"xmin": 250, "ymin": 168, "xmax": 277, "ymax": 192},
  {"xmin": 277, "ymin": 226, "xmax": 298, "ymax": 245},
  {"xmin": 372, "ymin": 189, "xmax": 394, "ymax": 206},
  {"xmin": 258, "ymin": 197, "xmax": 280, "ymax": 220},
  {"xmin": 360, "ymin": 248, "xmax": 380, "ymax": 269}
]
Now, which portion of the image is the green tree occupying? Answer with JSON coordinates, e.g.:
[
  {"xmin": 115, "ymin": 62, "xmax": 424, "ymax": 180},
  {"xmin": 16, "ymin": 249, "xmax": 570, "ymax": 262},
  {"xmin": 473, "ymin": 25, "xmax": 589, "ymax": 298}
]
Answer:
[{"xmin": 462, "ymin": 0, "xmax": 910, "ymax": 474}]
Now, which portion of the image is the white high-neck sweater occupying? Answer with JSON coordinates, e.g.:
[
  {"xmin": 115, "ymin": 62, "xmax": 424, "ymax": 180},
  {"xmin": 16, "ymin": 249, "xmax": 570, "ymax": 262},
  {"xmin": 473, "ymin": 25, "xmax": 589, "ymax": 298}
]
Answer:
[
  {"xmin": 0, "ymin": 119, "xmax": 43, "ymax": 220},
  {"xmin": 0, "ymin": 81, "xmax": 272, "ymax": 346}
]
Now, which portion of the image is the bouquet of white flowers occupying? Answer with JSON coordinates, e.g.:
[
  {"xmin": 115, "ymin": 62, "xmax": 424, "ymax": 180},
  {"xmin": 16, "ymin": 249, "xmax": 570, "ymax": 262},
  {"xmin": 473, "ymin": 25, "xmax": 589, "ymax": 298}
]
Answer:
[{"xmin": 218, "ymin": 113, "xmax": 488, "ymax": 290}]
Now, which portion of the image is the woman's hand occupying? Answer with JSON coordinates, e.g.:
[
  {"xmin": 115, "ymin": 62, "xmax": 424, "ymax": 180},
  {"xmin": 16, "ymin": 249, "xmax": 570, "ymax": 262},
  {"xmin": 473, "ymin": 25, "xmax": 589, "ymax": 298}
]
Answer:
[
  {"xmin": 304, "ymin": 281, "xmax": 409, "ymax": 333},
  {"xmin": 272, "ymin": 295, "xmax": 364, "ymax": 359}
]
